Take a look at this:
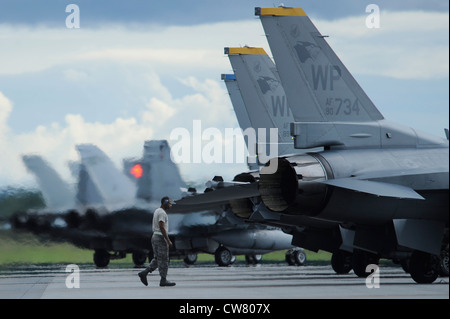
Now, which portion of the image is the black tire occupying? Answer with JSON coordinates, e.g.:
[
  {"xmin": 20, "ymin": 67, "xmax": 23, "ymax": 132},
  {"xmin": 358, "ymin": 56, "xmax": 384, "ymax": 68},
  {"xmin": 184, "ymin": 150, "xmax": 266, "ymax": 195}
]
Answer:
[
  {"xmin": 409, "ymin": 250, "xmax": 440, "ymax": 284},
  {"xmin": 439, "ymin": 245, "xmax": 449, "ymax": 277},
  {"xmin": 94, "ymin": 249, "xmax": 110, "ymax": 268},
  {"xmin": 400, "ymin": 258, "xmax": 410, "ymax": 273},
  {"xmin": 331, "ymin": 250, "xmax": 353, "ymax": 274},
  {"xmin": 285, "ymin": 250, "xmax": 295, "ymax": 266},
  {"xmin": 294, "ymin": 249, "xmax": 307, "ymax": 266},
  {"xmin": 352, "ymin": 250, "xmax": 379, "ymax": 278},
  {"xmin": 132, "ymin": 251, "xmax": 147, "ymax": 267},
  {"xmin": 184, "ymin": 253, "xmax": 198, "ymax": 265},
  {"xmin": 215, "ymin": 246, "xmax": 233, "ymax": 266},
  {"xmin": 245, "ymin": 254, "xmax": 262, "ymax": 265}
]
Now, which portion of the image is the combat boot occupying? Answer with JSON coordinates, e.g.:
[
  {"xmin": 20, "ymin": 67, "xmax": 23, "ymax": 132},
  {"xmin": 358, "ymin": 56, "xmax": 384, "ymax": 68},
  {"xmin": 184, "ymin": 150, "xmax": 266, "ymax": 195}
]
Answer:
[
  {"xmin": 160, "ymin": 278, "xmax": 176, "ymax": 287},
  {"xmin": 138, "ymin": 271, "xmax": 148, "ymax": 286}
]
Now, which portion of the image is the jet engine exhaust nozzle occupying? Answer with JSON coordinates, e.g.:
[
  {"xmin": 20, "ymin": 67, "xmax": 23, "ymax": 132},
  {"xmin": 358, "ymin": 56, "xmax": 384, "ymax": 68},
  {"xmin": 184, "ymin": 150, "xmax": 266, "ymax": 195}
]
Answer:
[{"xmin": 259, "ymin": 155, "xmax": 330, "ymax": 215}]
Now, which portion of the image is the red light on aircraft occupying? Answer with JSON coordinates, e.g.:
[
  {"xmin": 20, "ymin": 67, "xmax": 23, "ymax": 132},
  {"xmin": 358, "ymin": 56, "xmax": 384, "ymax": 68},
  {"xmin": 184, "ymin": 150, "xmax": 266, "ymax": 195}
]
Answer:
[{"xmin": 130, "ymin": 164, "xmax": 143, "ymax": 179}]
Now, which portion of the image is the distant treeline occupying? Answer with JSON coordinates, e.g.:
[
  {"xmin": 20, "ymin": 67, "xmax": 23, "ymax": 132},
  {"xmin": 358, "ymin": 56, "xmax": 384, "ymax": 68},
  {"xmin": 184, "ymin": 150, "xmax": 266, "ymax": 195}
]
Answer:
[{"xmin": 0, "ymin": 188, "xmax": 45, "ymax": 220}]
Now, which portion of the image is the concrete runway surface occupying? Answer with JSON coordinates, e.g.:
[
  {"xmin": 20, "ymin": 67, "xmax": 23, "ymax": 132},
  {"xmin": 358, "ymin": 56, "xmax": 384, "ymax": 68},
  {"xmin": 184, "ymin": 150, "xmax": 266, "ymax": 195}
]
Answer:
[{"xmin": 0, "ymin": 263, "xmax": 448, "ymax": 299}]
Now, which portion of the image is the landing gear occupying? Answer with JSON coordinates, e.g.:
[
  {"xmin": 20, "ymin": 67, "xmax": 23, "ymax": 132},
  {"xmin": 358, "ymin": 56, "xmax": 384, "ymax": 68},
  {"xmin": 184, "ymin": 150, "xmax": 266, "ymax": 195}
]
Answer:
[
  {"xmin": 285, "ymin": 248, "xmax": 307, "ymax": 266},
  {"xmin": 409, "ymin": 250, "xmax": 440, "ymax": 284},
  {"xmin": 352, "ymin": 249, "xmax": 379, "ymax": 278},
  {"xmin": 184, "ymin": 253, "xmax": 198, "ymax": 265},
  {"xmin": 132, "ymin": 251, "xmax": 147, "ymax": 267},
  {"xmin": 94, "ymin": 249, "xmax": 110, "ymax": 268},
  {"xmin": 93, "ymin": 250, "xmax": 129, "ymax": 268},
  {"xmin": 245, "ymin": 254, "xmax": 262, "ymax": 265},
  {"xmin": 439, "ymin": 244, "xmax": 449, "ymax": 277},
  {"xmin": 215, "ymin": 246, "xmax": 234, "ymax": 266},
  {"xmin": 331, "ymin": 250, "xmax": 353, "ymax": 274}
]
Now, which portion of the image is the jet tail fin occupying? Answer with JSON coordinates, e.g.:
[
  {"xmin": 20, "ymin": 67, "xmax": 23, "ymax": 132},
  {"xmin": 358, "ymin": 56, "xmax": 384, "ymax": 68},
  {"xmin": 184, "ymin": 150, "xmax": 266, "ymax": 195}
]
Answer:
[
  {"xmin": 124, "ymin": 140, "xmax": 186, "ymax": 202},
  {"xmin": 76, "ymin": 144, "xmax": 136, "ymax": 208},
  {"xmin": 22, "ymin": 155, "xmax": 76, "ymax": 210},
  {"xmin": 225, "ymin": 47, "xmax": 297, "ymax": 157},
  {"xmin": 256, "ymin": 7, "xmax": 384, "ymax": 123},
  {"xmin": 221, "ymin": 73, "xmax": 259, "ymax": 170},
  {"xmin": 68, "ymin": 161, "xmax": 104, "ymax": 206}
]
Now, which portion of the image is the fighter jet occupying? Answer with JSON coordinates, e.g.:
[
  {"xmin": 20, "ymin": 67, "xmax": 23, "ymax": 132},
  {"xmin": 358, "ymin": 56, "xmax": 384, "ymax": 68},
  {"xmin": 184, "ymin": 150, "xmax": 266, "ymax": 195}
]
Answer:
[
  {"xmin": 255, "ymin": 6, "xmax": 448, "ymax": 283},
  {"xmin": 14, "ymin": 141, "xmax": 299, "ymax": 267},
  {"xmin": 221, "ymin": 47, "xmax": 357, "ymax": 270},
  {"xmin": 177, "ymin": 7, "xmax": 448, "ymax": 283},
  {"xmin": 119, "ymin": 140, "xmax": 300, "ymax": 267}
]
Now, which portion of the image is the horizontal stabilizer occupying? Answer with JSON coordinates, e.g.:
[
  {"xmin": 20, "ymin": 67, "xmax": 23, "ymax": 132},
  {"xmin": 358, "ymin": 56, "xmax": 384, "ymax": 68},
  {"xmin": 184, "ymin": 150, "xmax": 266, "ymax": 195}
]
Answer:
[
  {"xmin": 321, "ymin": 178, "xmax": 425, "ymax": 200},
  {"xmin": 174, "ymin": 183, "xmax": 259, "ymax": 207}
]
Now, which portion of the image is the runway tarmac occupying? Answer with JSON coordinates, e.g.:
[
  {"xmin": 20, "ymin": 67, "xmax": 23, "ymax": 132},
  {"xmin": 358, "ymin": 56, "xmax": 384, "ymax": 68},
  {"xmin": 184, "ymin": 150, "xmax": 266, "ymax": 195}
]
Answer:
[{"xmin": 0, "ymin": 263, "xmax": 448, "ymax": 300}]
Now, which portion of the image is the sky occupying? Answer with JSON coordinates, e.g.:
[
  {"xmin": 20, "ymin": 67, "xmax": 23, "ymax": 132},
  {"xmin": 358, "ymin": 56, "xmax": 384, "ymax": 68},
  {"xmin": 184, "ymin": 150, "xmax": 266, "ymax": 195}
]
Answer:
[{"xmin": 0, "ymin": 0, "xmax": 448, "ymax": 190}]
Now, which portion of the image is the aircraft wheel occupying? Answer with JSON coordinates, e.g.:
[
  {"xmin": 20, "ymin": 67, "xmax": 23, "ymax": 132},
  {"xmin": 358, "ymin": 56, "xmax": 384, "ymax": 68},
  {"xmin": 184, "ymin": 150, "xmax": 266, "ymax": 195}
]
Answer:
[
  {"xmin": 352, "ymin": 249, "xmax": 379, "ymax": 278},
  {"xmin": 245, "ymin": 254, "xmax": 262, "ymax": 265},
  {"xmin": 285, "ymin": 249, "xmax": 296, "ymax": 265},
  {"xmin": 94, "ymin": 249, "xmax": 110, "ymax": 268},
  {"xmin": 409, "ymin": 250, "xmax": 440, "ymax": 284},
  {"xmin": 184, "ymin": 253, "xmax": 198, "ymax": 265},
  {"xmin": 331, "ymin": 250, "xmax": 352, "ymax": 274},
  {"xmin": 215, "ymin": 246, "xmax": 233, "ymax": 266},
  {"xmin": 294, "ymin": 248, "xmax": 307, "ymax": 266},
  {"xmin": 400, "ymin": 258, "xmax": 410, "ymax": 273},
  {"xmin": 439, "ymin": 244, "xmax": 449, "ymax": 277},
  {"xmin": 132, "ymin": 251, "xmax": 147, "ymax": 267}
]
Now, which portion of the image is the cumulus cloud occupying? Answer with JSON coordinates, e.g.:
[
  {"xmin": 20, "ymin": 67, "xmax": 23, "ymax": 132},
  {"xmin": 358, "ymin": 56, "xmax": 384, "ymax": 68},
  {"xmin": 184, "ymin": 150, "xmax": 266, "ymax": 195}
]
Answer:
[
  {"xmin": 314, "ymin": 10, "xmax": 449, "ymax": 79},
  {"xmin": 0, "ymin": 73, "xmax": 245, "ymax": 187},
  {"xmin": 0, "ymin": 9, "xmax": 448, "ymax": 188},
  {"xmin": 1, "ymin": 10, "xmax": 447, "ymax": 80},
  {"xmin": 0, "ymin": 92, "xmax": 12, "ymax": 137},
  {"xmin": 0, "ymin": 93, "xmax": 154, "ymax": 186}
]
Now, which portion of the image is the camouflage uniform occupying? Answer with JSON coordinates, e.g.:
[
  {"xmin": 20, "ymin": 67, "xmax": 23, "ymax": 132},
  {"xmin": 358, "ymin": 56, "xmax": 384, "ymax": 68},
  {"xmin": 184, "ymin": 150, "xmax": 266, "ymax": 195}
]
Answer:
[
  {"xmin": 138, "ymin": 205, "xmax": 175, "ymax": 286},
  {"xmin": 144, "ymin": 234, "xmax": 169, "ymax": 279}
]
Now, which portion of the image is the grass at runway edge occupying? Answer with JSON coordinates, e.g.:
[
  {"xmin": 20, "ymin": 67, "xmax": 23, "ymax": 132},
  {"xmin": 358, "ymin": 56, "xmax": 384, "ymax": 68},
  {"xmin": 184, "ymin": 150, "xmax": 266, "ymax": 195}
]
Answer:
[{"xmin": 0, "ymin": 230, "xmax": 333, "ymax": 267}]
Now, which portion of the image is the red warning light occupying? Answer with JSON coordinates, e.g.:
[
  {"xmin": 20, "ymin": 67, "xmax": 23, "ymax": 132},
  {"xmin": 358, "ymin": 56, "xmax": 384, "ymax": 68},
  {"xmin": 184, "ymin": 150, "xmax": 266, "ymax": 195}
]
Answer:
[{"xmin": 130, "ymin": 164, "xmax": 143, "ymax": 179}]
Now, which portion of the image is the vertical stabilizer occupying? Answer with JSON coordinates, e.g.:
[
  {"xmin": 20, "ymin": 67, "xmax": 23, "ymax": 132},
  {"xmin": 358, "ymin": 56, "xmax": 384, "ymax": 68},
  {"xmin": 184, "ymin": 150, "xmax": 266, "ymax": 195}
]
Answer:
[
  {"xmin": 22, "ymin": 155, "xmax": 76, "ymax": 210},
  {"xmin": 76, "ymin": 144, "xmax": 136, "ymax": 208},
  {"xmin": 125, "ymin": 140, "xmax": 186, "ymax": 202},
  {"xmin": 221, "ymin": 73, "xmax": 259, "ymax": 169},
  {"xmin": 256, "ymin": 7, "xmax": 384, "ymax": 123},
  {"xmin": 68, "ymin": 161, "xmax": 104, "ymax": 206},
  {"xmin": 225, "ymin": 47, "xmax": 296, "ymax": 156}
]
